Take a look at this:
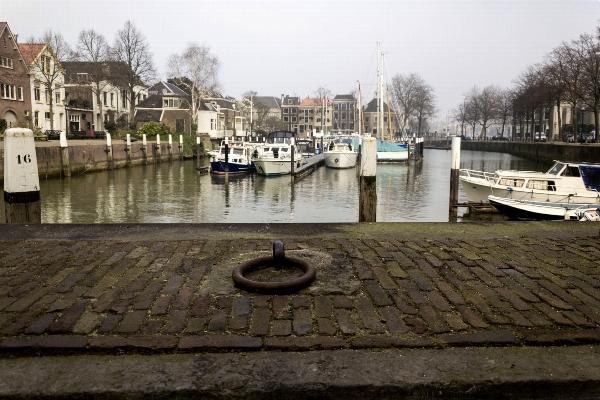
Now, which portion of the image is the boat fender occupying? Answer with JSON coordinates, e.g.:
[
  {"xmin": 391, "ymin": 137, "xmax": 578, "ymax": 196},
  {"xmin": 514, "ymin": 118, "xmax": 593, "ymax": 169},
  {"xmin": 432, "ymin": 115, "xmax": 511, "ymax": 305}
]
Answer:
[
  {"xmin": 253, "ymin": 149, "xmax": 258, "ymax": 158},
  {"xmin": 335, "ymin": 158, "xmax": 339, "ymax": 163}
]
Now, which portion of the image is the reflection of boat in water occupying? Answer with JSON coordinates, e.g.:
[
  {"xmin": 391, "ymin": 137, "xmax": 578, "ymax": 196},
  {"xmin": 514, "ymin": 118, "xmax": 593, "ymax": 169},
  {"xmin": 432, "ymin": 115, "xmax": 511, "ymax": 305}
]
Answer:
[
  {"xmin": 461, "ymin": 160, "xmax": 600, "ymax": 204},
  {"xmin": 488, "ymin": 195, "xmax": 600, "ymax": 221},
  {"xmin": 324, "ymin": 136, "xmax": 358, "ymax": 169},
  {"xmin": 209, "ymin": 139, "xmax": 255, "ymax": 175}
]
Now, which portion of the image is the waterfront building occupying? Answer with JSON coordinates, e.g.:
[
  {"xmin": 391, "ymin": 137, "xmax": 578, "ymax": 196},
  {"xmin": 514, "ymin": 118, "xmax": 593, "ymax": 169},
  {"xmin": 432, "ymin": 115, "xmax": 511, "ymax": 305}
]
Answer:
[
  {"xmin": 331, "ymin": 94, "xmax": 356, "ymax": 135},
  {"xmin": 135, "ymin": 81, "xmax": 190, "ymax": 134},
  {"xmin": 298, "ymin": 97, "xmax": 332, "ymax": 138},
  {"xmin": 250, "ymin": 96, "xmax": 282, "ymax": 133},
  {"xmin": 281, "ymin": 95, "xmax": 300, "ymax": 134},
  {"xmin": 63, "ymin": 61, "xmax": 148, "ymax": 133},
  {"xmin": 363, "ymin": 98, "xmax": 396, "ymax": 138},
  {"xmin": 0, "ymin": 22, "xmax": 31, "ymax": 130}
]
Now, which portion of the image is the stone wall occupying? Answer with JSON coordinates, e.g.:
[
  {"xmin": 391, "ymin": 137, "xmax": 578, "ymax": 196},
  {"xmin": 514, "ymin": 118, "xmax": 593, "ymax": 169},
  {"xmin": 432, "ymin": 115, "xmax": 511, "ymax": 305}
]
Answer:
[{"xmin": 0, "ymin": 141, "xmax": 189, "ymax": 181}]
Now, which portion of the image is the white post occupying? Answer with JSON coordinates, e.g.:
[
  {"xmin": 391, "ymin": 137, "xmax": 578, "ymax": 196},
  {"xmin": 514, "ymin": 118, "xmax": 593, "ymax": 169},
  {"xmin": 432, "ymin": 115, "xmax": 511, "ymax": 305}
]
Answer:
[
  {"xmin": 142, "ymin": 134, "xmax": 148, "ymax": 164},
  {"xmin": 450, "ymin": 135, "xmax": 461, "ymax": 209},
  {"xmin": 60, "ymin": 130, "xmax": 70, "ymax": 177},
  {"xmin": 126, "ymin": 133, "xmax": 132, "ymax": 165},
  {"xmin": 168, "ymin": 134, "xmax": 173, "ymax": 159},
  {"xmin": 156, "ymin": 134, "xmax": 161, "ymax": 162},
  {"xmin": 179, "ymin": 134, "xmax": 183, "ymax": 159},
  {"xmin": 4, "ymin": 128, "xmax": 41, "ymax": 223}
]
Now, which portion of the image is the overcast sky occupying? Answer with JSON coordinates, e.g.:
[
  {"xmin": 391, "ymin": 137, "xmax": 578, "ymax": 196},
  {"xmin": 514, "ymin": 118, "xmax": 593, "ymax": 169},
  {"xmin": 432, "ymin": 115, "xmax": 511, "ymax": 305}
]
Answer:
[{"xmin": 3, "ymin": 0, "xmax": 600, "ymax": 125}]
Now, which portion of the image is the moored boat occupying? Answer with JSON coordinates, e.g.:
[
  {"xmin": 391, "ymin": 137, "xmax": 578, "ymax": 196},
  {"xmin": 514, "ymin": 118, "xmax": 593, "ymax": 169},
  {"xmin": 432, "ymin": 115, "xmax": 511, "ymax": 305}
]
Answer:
[
  {"xmin": 324, "ymin": 136, "xmax": 357, "ymax": 169},
  {"xmin": 252, "ymin": 131, "xmax": 303, "ymax": 176},
  {"xmin": 461, "ymin": 160, "xmax": 600, "ymax": 204},
  {"xmin": 488, "ymin": 195, "xmax": 600, "ymax": 220},
  {"xmin": 210, "ymin": 139, "xmax": 255, "ymax": 175}
]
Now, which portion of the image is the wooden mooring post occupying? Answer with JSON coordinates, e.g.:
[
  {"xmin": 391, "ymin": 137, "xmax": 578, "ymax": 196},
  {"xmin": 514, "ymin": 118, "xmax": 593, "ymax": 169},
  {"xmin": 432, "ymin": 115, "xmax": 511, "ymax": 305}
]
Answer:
[
  {"xmin": 359, "ymin": 137, "xmax": 377, "ymax": 222},
  {"xmin": 125, "ymin": 134, "xmax": 132, "ymax": 166},
  {"xmin": 449, "ymin": 135, "xmax": 461, "ymax": 210},
  {"xmin": 106, "ymin": 133, "xmax": 114, "ymax": 169},
  {"xmin": 155, "ymin": 134, "xmax": 162, "ymax": 163},
  {"xmin": 142, "ymin": 134, "xmax": 148, "ymax": 165},
  {"xmin": 4, "ymin": 128, "xmax": 41, "ymax": 223},
  {"xmin": 60, "ymin": 131, "xmax": 70, "ymax": 177}
]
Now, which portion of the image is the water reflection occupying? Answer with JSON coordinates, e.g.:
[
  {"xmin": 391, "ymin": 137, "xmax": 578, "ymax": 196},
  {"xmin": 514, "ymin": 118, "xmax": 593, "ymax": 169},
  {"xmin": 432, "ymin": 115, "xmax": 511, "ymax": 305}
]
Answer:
[{"xmin": 0, "ymin": 149, "xmax": 549, "ymax": 223}]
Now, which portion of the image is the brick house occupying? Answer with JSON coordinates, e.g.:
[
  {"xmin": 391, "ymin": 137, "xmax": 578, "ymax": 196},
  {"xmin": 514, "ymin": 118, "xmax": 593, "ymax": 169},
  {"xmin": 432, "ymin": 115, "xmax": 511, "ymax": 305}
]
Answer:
[
  {"xmin": 134, "ymin": 81, "xmax": 191, "ymax": 134},
  {"xmin": 0, "ymin": 22, "xmax": 31, "ymax": 130},
  {"xmin": 331, "ymin": 94, "xmax": 356, "ymax": 135}
]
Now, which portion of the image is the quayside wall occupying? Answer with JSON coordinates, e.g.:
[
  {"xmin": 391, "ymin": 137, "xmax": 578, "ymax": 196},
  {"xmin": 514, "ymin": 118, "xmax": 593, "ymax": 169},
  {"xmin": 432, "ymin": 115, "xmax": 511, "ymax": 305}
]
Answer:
[
  {"xmin": 460, "ymin": 141, "xmax": 600, "ymax": 164},
  {"xmin": 0, "ymin": 141, "xmax": 191, "ymax": 181}
]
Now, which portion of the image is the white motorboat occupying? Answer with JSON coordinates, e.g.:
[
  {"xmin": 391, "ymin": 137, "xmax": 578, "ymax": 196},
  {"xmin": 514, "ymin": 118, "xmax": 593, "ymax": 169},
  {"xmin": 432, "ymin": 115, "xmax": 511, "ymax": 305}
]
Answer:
[
  {"xmin": 324, "ymin": 137, "xmax": 358, "ymax": 169},
  {"xmin": 460, "ymin": 160, "xmax": 600, "ymax": 204},
  {"xmin": 252, "ymin": 131, "xmax": 306, "ymax": 176},
  {"xmin": 488, "ymin": 195, "xmax": 600, "ymax": 220}
]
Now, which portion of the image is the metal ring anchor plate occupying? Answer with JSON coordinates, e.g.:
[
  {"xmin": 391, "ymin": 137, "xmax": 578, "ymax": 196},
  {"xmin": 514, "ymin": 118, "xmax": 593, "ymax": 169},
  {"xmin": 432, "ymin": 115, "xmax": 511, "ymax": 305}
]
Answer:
[{"xmin": 232, "ymin": 241, "xmax": 316, "ymax": 294}]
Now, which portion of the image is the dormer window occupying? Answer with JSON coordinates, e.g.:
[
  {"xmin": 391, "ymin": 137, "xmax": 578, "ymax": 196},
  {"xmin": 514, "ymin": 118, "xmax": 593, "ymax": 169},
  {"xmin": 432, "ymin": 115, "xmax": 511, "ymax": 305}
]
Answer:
[
  {"xmin": 288, "ymin": 99, "xmax": 292, "ymax": 104},
  {"xmin": 1, "ymin": 57, "xmax": 13, "ymax": 69}
]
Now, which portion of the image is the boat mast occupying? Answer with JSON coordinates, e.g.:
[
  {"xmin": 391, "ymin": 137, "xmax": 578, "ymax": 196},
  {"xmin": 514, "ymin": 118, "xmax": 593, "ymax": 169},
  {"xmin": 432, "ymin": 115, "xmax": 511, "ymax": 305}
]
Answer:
[
  {"xmin": 376, "ymin": 42, "xmax": 381, "ymax": 139},
  {"xmin": 386, "ymin": 88, "xmax": 393, "ymax": 141},
  {"xmin": 357, "ymin": 81, "xmax": 363, "ymax": 137}
]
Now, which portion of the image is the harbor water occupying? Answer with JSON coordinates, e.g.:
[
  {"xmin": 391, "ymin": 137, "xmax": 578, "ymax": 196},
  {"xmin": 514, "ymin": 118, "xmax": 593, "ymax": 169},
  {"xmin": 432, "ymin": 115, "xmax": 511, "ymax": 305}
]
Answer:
[{"xmin": 3, "ymin": 149, "xmax": 549, "ymax": 223}]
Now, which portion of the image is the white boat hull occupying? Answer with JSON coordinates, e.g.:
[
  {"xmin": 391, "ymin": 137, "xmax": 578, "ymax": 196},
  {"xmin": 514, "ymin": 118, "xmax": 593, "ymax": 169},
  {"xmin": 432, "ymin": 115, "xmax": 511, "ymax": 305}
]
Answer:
[
  {"xmin": 488, "ymin": 195, "xmax": 600, "ymax": 220},
  {"xmin": 461, "ymin": 176, "xmax": 600, "ymax": 204},
  {"xmin": 324, "ymin": 151, "xmax": 357, "ymax": 169},
  {"xmin": 253, "ymin": 158, "xmax": 293, "ymax": 176},
  {"xmin": 376, "ymin": 150, "xmax": 408, "ymax": 162}
]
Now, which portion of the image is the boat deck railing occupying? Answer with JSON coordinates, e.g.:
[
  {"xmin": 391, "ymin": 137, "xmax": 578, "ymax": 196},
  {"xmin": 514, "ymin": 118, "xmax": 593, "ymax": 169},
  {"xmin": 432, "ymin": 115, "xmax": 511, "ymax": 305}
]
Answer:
[{"xmin": 459, "ymin": 169, "xmax": 495, "ymax": 182}]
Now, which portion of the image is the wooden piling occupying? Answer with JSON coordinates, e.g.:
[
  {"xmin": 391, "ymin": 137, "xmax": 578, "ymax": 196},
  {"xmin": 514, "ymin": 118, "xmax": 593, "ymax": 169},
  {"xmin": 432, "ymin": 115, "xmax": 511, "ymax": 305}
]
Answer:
[
  {"xmin": 168, "ymin": 134, "xmax": 173, "ymax": 160},
  {"xmin": 60, "ymin": 131, "xmax": 71, "ymax": 177},
  {"xmin": 224, "ymin": 139, "xmax": 229, "ymax": 174},
  {"xmin": 155, "ymin": 134, "xmax": 161, "ymax": 163},
  {"xmin": 450, "ymin": 136, "xmax": 461, "ymax": 210},
  {"xmin": 142, "ymin": 134, "xmax": 148, "ymax": 165},
  {"xmin": 196, "ymin": 137, "xmax": 201, "ymax": 169},
  {"xmin": 126, "ymin": 134, "xmax": 132, "ymax": 166},
  {"xmin": 106, "ymin": 133, "xmax": 114, "ymax": 169},
  {"xmin": 359, "ymin": 137, "xmax": 377, "ymax": 222},
  {"xmin": 4, "ymin": 128, "xmax": 41, "ymax": 223},
  {"xmin": 179, "ymin": 135, "xmax": 183, "ymax": 160}
]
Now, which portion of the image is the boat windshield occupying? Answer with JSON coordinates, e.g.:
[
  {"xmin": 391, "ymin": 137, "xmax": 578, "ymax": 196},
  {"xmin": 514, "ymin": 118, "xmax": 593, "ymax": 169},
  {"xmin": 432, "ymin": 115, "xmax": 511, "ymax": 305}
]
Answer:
[{"xmin": 546, "ymin": 162, "xmax": 565, "ymax": 175}]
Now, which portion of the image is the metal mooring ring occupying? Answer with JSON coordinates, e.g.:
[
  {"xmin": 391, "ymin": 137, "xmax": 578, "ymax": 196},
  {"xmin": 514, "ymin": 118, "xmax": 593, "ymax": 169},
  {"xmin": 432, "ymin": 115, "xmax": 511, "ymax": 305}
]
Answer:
[{"xmin": 232, "ymin": 255, "xmax": 316, "ymax": 294}]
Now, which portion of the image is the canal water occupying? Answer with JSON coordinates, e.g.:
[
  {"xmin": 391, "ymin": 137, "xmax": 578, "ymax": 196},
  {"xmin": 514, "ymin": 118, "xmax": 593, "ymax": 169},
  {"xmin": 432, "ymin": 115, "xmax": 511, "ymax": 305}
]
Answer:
[{"xmin": 3, "ymin": 149, "xmax": 550, "ymax": 223}]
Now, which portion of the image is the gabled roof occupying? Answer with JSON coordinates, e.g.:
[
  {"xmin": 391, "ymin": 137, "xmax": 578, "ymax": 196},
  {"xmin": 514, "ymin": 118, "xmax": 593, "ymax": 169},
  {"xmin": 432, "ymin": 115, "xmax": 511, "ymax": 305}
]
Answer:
[
  {"xmin": 282, "ymin": 96, "xmax": 300, "ymax": 106},
  {"xmin": 62, "ymin": 61, "xmax": 132, "ymax": 87},
  {"xmin": 0, "ymin": 22, "xmax": 7, "ymax": 35},
  {"xmin": 300, "ymin": 97, "xmax": 330, "ymax": 107},
  {"xmin": 134, "ymin": 109, "xmax": 163, "ymax": 123},
  {"xmin": 135, "ymin": 95, "xmax": 164, "ymax": 109},
  {"xmin": 364, "ymin": 98, "xmax": 390, "ymax": 113},
  {"xmin": 18, "ymin": 43, "xmax": 46, "ymax": 65},
  {"xmin": 148, "ymin": 81, "xmax": 188, "ymax": 97},
  {"xmin": 205, "ymin": 97, "xmax": 236, "ymax": 110},
  {"xmin": 253, "ymin": 96, "xmax": 281, "ymax": 109},
  {"xmin": 333, "ymin": 94, "xmax": 355, "ymax": 101}
]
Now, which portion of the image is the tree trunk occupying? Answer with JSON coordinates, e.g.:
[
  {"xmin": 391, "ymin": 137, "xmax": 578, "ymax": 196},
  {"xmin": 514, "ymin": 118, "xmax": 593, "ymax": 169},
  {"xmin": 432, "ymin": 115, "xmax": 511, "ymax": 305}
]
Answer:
[{"xmin": 556, "ymin": 99, "xmax": 562, "ymax": 141}]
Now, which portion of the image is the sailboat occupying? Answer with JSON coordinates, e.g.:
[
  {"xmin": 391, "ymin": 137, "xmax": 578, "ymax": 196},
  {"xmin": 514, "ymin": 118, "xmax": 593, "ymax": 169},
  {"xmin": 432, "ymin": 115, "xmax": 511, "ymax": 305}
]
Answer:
[{"xmin": 373, "ymin": 43, "xmax": 409, "ymax": 162}]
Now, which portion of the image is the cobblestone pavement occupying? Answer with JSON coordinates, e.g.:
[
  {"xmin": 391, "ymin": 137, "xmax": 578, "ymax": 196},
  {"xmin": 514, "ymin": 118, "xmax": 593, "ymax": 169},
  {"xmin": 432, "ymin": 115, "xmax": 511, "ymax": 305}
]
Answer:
[{"xmin": 1, "ymin": 224, "xmax": 600, "ymax": 355}]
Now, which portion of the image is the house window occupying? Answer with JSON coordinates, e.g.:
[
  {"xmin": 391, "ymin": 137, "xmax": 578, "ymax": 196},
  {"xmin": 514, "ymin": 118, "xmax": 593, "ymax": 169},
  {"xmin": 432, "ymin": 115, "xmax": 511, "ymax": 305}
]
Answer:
[
  {"xmin": 342, "ymin": 123, "xmax": 346, "ymax": 130},
  {"xmin": 292, "ymin": 116, "xmax": 297, "ymax": 122},
  {"xmin": 342, "ymin": 112, "xmax": 346, "ymax": 120},
  {"xmin": 45, "ymin": 88, "xmax": 50, "ymax": 103},
  {"xmin": 110, "ymin": 93, "xmax": 114, "ymax": 107},
  {"xmin": 333, "ymin": 104, "xmax": 338, "ymax": 110},
  {"xmin": 174, "ymin": 99, "xmax": 179, "ymax": 107},
  {"xmin": 42, "ymin": 56, "xmax": 51, "ymax": 74},
  {"xmin": 103, "ymin": 92, "xmax": 107, "ymax": 106},
  {"xmin": 1, "ymin": 84, "xmax": 16, "ymax": 99},
  {"xmin": 333, "ymin": 112, "xmax": 338, "ymax": 120},
  {"xmin": 288, "ymin": 99, "xmax": 292, "ymax": 104},
  {"xmin": 168, "ymin": 99, "xmax": 174, "ymax": 107},
  {"xmin": 283, "ymin": 108, "xmax": 288, "ymax": 114},
  {"xmin": 342, "ymin": 104, "xmax": 347, "ymax": 110},
  {"xmin": 34, "ymin": 111, "xmax": 39, "ymax": 126},
  {"xmin": 1, "ymin": 57, "xmax": 13, "ymax": 68},
  {"xmin": 17, "ymin": 86, "xmax": 23, "ymax": 101},
  {"xmin": 164, "ymin": 99, "xmax": 169, "ymax": 107},
  {"xmin": 70, "ymin": 115, "xmax": 80, "ymax": 122},
  {"xmin": 122, "ymin": 90, "xmax": 127, "ymax": 106},
  {"xmin": 283, "ymin": 116, "xmax": 289, "ymax": 122},
  {"xmin": 55, "ymin": 92, "xmax": 60, "ymax": 104},
  {"xmin": 45, "ymin": 112, "xmax": 51, "ymax": 119}
]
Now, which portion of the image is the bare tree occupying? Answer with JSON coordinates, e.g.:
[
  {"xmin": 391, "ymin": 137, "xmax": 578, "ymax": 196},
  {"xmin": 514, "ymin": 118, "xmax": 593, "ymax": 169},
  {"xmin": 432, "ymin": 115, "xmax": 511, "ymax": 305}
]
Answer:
[
  {"xmin": 43, "ymin": 29, "xmax": 74, "ymax": 63},
  {"xmin": 476, "ymin": 85, "xmax": 502, "ymax": 138},
  {"xmin": 76, "ymin": 29, "xmax": 111, "ymax": 130},
  {"xmin": 313, "ymin": 86, "xmax": 332, "ymax": 133},
  {"xmin": 167, "ymin": 42, "xmax": 220, "ymax": 132},
  {"xmin": 113, "ymin": 20, "xmax": 156, "ymax": 119},
  {"xmin": 464, "ymin": 86, "xmax": 480, "ymax": 139},
  {"xmin": 411, "ymin": 83, "xmax": 436, "ymax": 135},
  {"xmin": 391, "ymin": 73, "xmax": 423, "ymax": 135},
  {"xmin": 575, "ymin": 31, "xmax": 600, "ymax": 142},
  {"xmin": 496, "ymin": 88, "xmax": 513, "ymax": 138},
  {"xmin": 451, "ymin": 101, "xmax": 468, "ymax": 137}
]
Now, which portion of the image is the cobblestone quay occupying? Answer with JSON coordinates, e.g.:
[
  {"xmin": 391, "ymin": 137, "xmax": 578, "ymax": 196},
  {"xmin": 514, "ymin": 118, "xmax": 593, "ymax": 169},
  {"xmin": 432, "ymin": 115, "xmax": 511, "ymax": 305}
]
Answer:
[{"xmin": 2, "ymin": 222, "xmax": 600, "ymax": 398}]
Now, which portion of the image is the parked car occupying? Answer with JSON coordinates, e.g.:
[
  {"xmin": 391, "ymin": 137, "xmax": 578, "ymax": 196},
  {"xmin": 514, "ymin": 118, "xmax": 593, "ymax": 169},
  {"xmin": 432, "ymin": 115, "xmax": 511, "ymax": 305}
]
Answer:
[
  {"xmin": 564, "ymin": 133, "xmax": 575, "ymax": 143},
  {"xmin": 534, "ymin": 132, "xmax": 547, "ymax": 142},
  {"xmin": 578, "ymin": 132, "xmax": 595, "ymax": 143},
  {"xmin": 45, "ymin": 130, "xmax": 63, "ymax": 140}
]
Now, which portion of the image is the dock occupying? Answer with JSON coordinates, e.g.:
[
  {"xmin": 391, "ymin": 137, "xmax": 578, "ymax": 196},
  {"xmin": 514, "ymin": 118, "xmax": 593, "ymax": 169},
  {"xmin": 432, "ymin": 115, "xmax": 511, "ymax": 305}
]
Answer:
[
  {"xmin": 292, "ymin": 153, "xmax": 325, "ymax": 180},
  {"xmin": 1, "ymin": 222, "xmax": 600, "ymax": 398}
]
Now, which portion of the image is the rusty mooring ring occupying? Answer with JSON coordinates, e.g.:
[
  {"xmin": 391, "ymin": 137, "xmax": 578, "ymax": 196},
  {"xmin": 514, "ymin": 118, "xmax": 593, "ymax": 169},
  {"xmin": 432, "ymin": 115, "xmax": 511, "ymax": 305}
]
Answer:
[{"xmin": 232, "ymin": 255, "xmax": 316, "ymax": 294}]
